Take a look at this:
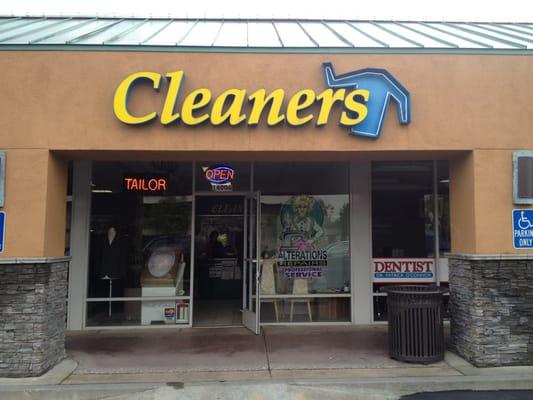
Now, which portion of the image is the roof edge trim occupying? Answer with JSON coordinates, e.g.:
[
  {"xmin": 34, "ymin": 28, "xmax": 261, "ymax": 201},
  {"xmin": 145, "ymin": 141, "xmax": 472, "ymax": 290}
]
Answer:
[{"xmin": 0, "ymin": 43, "xmax": 532, "ymax": 55}]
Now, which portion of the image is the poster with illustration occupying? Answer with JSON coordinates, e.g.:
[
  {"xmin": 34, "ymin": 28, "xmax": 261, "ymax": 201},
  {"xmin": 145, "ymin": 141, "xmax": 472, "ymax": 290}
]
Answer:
[{"xmin": 277, "ymin": 195, "xmax": 328, "ymax": 279}]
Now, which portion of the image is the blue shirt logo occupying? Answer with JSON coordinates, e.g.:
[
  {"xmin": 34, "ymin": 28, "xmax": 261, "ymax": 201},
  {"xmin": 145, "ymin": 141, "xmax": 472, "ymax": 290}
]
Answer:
[{"xmin": 322, "ymin": 62, "xmax": 411, "ymax": 139}]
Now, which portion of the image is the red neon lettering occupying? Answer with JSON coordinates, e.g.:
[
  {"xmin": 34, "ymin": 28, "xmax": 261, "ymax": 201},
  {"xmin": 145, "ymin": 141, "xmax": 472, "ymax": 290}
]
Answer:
[
  {"xmin": 205, "ymin": 167, "xmax": 235, "ymax": 182},
  {"xmin": 125, "ymin": 177, "xmax": 167, "ymax": 192},
  {"xmin": 148, "ymin": 179, "xmax": 157, "ymax": 191}
]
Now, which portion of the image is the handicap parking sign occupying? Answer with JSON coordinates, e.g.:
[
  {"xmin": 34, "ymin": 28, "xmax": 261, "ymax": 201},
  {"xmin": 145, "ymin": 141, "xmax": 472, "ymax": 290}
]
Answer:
[
  {"xmin": 513, "ymin": 209, "xmax": 533, "ymax": 249},
  {"xmin": 0, "ymin": 212, "xmax": 4, "ymax": 253}
]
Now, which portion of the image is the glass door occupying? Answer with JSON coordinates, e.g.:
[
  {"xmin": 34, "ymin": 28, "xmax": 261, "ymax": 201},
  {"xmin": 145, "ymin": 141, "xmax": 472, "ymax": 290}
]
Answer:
[{"xmin": 242, "ymin": 192, "xmax": 261, "ymax": 334}]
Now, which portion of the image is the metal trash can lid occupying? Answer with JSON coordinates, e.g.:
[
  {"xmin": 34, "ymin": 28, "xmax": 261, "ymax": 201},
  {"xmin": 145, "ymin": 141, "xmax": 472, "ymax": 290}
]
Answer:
[{"xmin": 380, "ymin": 285, "xmax": 449, "ymax": 295}]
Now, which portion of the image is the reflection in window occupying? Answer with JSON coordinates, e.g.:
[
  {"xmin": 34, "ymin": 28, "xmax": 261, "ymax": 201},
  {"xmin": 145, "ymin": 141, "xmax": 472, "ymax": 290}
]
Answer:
[
  {"xmin": 86, "ymin": 300, "xmax": 190, "ymax": 327},
  {"xmin": 371, "ymin": 161, "xmax": 450, "ymax": 322},
  {"xmin": 261, "ymin": 194, "xmax": 350, "ymax": 295},
  {"xmin": 87, "ymin": 161, "xmax": 192, "ymax": 327},
  {"xmin": 261, "ymin": 297, "xmax": 351, "ymax": 323},
  {"xmin": 255, "ymin": 162, "xmax": 351, "ymax": 323},
  {"xmin": 372, "ymin": 161, "xmax": 434, "ymax": 258},
  {"xmin": 437, "ymin": 161, "xmax": 451, "ymax": 255}
]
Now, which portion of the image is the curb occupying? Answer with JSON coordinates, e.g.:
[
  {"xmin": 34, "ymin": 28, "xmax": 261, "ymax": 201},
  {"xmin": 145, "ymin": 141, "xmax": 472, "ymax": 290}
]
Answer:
[{"xmin": 0, "ymin": 359, "xmax": 77, "ymax": 386}]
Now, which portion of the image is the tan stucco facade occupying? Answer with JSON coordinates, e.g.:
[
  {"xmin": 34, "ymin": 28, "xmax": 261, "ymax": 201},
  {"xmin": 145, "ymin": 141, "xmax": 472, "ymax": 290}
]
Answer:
[{"xmin": 1, "ymin": 51, "xmax": 532, "ymax": 257}]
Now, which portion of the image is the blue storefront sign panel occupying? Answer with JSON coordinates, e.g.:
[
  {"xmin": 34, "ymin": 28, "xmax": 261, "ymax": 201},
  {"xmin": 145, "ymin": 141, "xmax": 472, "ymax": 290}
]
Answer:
[
  {"xmin": 513, "ymin": 209, "xmax": 533, "ymax": 249},
  {"xmin": 0, "ymin": 211, "xmax": 5, "ymax": 253}
]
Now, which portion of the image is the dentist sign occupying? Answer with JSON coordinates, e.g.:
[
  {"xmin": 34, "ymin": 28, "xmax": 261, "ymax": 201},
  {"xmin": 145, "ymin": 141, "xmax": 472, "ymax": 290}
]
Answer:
[{"xmin": 114, "ymin": 63, "xmax": 411, "ymax": 139}]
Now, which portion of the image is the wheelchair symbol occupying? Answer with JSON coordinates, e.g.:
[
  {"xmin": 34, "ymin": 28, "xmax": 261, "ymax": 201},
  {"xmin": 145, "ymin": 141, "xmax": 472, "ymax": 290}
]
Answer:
[{"xmin": 517, "ymin": 211, "xmax": 533, "ymax": 230}]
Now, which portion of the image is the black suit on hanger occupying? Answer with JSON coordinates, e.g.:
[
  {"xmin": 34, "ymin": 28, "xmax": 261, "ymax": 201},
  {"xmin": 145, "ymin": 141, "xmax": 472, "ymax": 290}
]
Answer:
[{"xmin": 99, "ymin": 235, "xmax": 126, "ymax": 280}]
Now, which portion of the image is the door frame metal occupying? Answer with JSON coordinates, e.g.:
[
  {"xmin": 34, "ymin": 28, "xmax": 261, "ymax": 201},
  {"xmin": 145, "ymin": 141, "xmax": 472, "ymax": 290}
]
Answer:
[{"xmin": 242, "ymin": 191, "xmax": 261, "ymax": 334}]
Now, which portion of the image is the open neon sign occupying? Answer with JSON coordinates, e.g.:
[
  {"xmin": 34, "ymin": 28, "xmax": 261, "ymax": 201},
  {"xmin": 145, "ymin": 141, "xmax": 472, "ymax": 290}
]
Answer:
[{"xmin": 203, "ymin": 165, "xmax": 235, "ymax": 192}]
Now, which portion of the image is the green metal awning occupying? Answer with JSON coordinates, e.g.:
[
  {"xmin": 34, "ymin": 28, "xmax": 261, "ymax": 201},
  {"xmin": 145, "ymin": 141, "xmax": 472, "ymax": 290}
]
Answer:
[{"xmin": 1, "ymin": 16, "xmax": 533, "ymax": 54}]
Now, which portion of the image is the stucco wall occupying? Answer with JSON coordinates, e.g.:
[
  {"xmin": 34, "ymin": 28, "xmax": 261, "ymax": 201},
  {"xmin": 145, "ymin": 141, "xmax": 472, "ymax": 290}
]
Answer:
[
  {"xmin": 1, "ymin": 52, "xmax": 532, "ymax": 152},
  {"xmin": 1, "ymin": 150, "xmax": 67, "ymax": 257},
  {"xmin": 0, "ymin": 51, "xmax": 532, "ymax": 256}
]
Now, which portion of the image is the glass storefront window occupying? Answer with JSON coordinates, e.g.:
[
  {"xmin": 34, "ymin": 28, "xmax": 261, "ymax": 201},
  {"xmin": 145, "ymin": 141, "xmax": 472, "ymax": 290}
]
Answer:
[
  {"xmin": 86, "ymin": 300, "xmax": 190, "ymax": 327},
  {"xmin": 260, "ymin": 298, "xmax": 351, "ymax": 323},
  {"xmin": 80, "ymin": 159, "xmax": 450, "ymax": 327},
  {"xmin": 255, "ymin": 162, "xmax": 351, "ymax": 323},
  {"xmin": 372, "ymin": 161, "xmax": 434, "ymax": 258},
  {"xmin": 254, "ymin": 161, "xmax": 349, "ymax": 195},
  {"xmin": 87, "ymin": 161, "xmax": 192, "ymax": 326},
  {"xmin": 437, "ymin": 160, "xmax": 451, "ymax": 256},
  {"xmin": 371, "ymin": 161, "xmax": 450, "ymax": 322},
  {"xmin": 65, "ymin": 162, "xmax": 73, "ymax": 256}
]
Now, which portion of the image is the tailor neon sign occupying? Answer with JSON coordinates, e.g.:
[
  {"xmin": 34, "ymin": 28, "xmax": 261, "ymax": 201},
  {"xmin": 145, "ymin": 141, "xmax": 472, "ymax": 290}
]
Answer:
[
  {"xmin": 113, "ymin": 63, "xmax": 410, "ymax": 139},
  {"xmin": 124, "ymin": 176, "xmax": 168, "ymax": 192},
  {"xmin": 203, "ymin": 165, "xmax": 235, "ymax": 192}
]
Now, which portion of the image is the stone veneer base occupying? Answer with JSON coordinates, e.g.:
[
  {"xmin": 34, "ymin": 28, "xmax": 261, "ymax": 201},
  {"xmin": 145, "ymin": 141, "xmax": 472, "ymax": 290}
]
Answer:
[
  {"xmin": 449, "ymin": 254, "xmax": 533, "ymax": 367},
  {"xmin": 0, "ymin": 257, "xmax": 69, "ymax": 377}
]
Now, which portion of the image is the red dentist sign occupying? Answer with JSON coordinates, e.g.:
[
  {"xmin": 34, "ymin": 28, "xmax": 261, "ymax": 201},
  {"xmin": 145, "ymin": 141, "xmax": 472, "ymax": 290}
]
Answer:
[{"xmin": 373, "ymin": 258, "xmax": 435, "ymax": 283}]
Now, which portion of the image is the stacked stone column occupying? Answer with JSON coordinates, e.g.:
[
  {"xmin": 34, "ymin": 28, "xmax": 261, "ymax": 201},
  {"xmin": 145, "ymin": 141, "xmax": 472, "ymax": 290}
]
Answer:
[
  {"xmin": 449, "ymin": 254, "xmax": 533, "ymax": 366},
  {"xmin": 0, "ymin": 257, "xmax": 69, "ymax": 377}
]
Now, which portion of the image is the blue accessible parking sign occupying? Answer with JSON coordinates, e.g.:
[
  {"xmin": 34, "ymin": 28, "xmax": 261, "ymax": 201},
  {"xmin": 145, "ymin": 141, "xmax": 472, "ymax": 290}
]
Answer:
[
  {"xmin": 0, "ymin": 211, "xmax": 4, "ymax": 253},
  {"xmin": 513, "ymin": 209, "xmax": 533, "ymax": 249}
]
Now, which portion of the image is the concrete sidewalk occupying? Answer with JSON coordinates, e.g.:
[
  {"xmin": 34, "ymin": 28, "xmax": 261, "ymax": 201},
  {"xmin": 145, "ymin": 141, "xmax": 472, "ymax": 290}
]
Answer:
[
  {"xmin": 62, "ymin": 325, "xmax": 455, "ymax": 383},
  {"xmin": 1, "ymin": 325, "xmax": 533, "ymax": 399}
]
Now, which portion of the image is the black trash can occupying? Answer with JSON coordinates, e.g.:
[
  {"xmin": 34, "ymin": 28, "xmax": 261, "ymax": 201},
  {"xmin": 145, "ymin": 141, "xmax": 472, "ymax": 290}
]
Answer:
[{"xmin": 380, "ymin": 285, "xmax": 449, "ymax": 363}]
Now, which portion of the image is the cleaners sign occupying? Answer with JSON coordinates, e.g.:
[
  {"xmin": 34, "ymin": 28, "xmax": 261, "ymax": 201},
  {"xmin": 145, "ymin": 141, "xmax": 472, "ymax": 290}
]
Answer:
[
  {"xmin": 113, "ymin": 63, "xmax": 410, "ymax": 139},
  {"xmin": 513, "ymin": 209, "xmax": 533, "ymax": 249},
  {"xmin": 373, "ymin": 258, "xmax": 435, "ymax": 283}
]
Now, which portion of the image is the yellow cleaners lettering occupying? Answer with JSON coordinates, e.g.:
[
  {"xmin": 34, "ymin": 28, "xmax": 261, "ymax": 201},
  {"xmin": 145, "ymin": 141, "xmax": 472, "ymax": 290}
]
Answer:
[
  {"xmin": 113, "ymin": 70, "xmax": 369, "ymax": 129},
  {"xmin": 114, "ymin": 71, "xmax": 162, "ymax": 125},
  {"xmin": 113, "ymin": 64, "xmax": 412, "ymax": 139}
]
